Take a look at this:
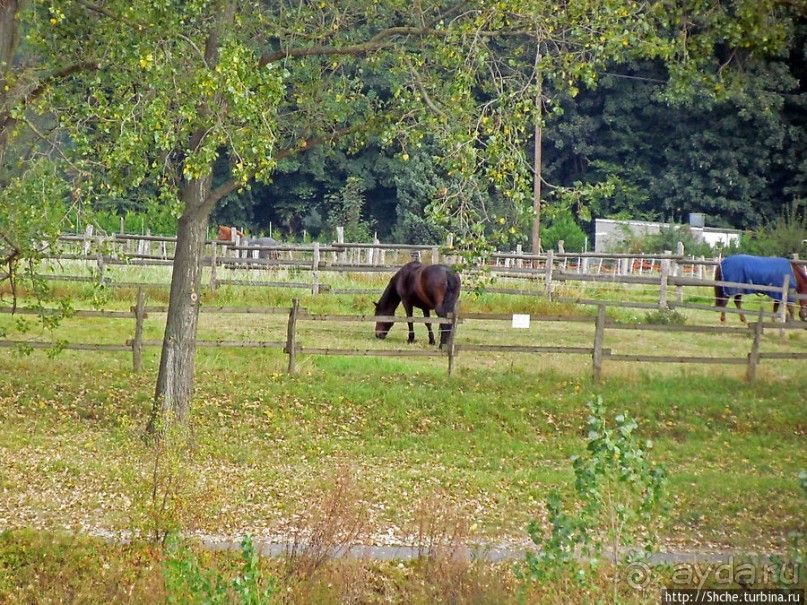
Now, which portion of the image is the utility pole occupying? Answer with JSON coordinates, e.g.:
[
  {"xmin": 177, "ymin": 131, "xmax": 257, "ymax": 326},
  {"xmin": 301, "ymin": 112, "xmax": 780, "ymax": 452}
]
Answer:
[{"xmin": 532, "ymin": 43, "xmax": 543, "ymax": 256}]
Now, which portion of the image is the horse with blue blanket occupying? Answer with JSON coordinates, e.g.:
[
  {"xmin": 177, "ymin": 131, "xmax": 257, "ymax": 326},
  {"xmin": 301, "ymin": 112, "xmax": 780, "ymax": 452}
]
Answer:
[{"xmin": 715, "ymin": 255, "xmax": 807, "ymax": 323}]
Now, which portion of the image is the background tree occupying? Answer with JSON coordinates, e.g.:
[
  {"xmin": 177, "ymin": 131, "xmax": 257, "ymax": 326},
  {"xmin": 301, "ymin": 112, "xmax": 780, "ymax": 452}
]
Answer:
[
  {"xmin": 25, "ymin": 0, "xmax": 804, "ymax": 432},
  {"xmin": 1, "ymin": 0, "xmax": 96, "ymax": 331},
  {"xmin": 205, "ymin": 3, "xmax": 807, "ymax": 247}
]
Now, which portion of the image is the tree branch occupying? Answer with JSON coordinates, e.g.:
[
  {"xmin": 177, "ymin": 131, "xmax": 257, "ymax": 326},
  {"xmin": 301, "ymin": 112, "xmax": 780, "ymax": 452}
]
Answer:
[
  {"xmin": 203, "ymin": 126, "xmax": 357, "ymax": 212},
  {"xmin": 1, "ymin": 62, "xmax": 100, "ymax": 148},
  {"xmin": 75, "ymin": 0, "xmax": 145, "ymax": 31},
  {"xmin": 258, "ymin": 26, "xmax": 445, "ymax": 67}
]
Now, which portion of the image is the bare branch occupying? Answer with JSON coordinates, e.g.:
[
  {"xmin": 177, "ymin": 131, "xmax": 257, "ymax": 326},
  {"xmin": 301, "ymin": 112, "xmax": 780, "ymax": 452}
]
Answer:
[{"xmin": 258, "ymin": 26, "xmax": 444, "ymax": 67}]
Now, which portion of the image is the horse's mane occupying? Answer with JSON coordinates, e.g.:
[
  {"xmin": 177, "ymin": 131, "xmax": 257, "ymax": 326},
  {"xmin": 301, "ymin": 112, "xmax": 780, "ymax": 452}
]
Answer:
[{"xmin": 376, "ymin": 271, "xmax": 402, "ymax": 313}]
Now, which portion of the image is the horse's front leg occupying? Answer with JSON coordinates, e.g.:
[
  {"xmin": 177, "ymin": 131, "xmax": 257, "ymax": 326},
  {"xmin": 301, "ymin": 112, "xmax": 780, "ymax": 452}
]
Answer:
[
  {"xmin": 422, "ymin": 309, "xmax": 435, "ymax": 345},
  {"xmin": 403, "ymin": 303, "xmax": 416, "ymax": 343},
  {"xmin": 773, "ymin": 301, "xmax": 795, "ymax": 322},
  {"xmin": 734, "ymin": 295, "xmax": 747, "ymax": 324}
]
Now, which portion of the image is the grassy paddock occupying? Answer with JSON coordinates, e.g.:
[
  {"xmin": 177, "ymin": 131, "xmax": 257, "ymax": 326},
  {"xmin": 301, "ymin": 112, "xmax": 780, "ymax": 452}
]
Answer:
[
  {"xmin": 0, "ymin": 269, "xmax": 807, "ymax": 548},
  {"xmin": 0, "ymin": 273, "xmax": 805, "ymax": 601}
]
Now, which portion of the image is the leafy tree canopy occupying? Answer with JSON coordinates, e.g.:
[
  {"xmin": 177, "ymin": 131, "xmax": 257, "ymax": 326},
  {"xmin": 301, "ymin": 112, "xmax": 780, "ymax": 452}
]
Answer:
[{"xmin": 5, "ymin": 0, "xmax": 802, "ymax": 425}]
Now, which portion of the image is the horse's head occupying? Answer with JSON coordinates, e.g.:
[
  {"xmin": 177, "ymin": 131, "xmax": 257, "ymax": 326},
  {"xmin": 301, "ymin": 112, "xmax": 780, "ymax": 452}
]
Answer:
[
  {"xmin": 793, "ymin": 262, "xmax": 807, "ymax": 321},
  {"xmin": 374, "ymin": 301, "xmax": 393, "ymax": 339}
]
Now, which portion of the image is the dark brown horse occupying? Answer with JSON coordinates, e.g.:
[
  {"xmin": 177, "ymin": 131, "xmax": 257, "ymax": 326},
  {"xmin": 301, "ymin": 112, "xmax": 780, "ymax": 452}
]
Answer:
[
  {"xmin": 374, "ymin": 261, "xmax": 461, "ymax": 347},
  {"xmin": 715, "ymin": 254, "xmax": 807, "ymax": 323}
]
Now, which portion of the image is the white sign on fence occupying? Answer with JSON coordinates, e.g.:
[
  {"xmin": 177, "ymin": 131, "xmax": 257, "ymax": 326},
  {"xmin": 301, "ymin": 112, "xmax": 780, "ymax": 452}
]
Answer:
[{"xmin": 511, "ymin": 314, "xmax": 531, "ymax": 329}]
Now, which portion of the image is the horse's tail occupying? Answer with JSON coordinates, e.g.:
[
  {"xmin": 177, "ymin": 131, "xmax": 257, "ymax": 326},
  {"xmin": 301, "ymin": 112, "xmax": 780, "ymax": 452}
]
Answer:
[
  {"xmin": 714, "ymin": 262, "xmax": 727, "ymax": 305},
  {"xmin": 444, "ymin": 271, "xmax": 461, "ymax": 313}
]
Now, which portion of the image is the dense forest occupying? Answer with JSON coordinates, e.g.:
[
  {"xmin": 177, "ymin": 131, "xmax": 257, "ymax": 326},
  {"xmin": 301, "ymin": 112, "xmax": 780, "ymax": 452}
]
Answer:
[
  {"xmin": 3, "ymin": 3, "xmax": 806, "ymax": 252},
  {"xmin": 203, "ymin": 22, "xmax": 807, "ymax": 247}
]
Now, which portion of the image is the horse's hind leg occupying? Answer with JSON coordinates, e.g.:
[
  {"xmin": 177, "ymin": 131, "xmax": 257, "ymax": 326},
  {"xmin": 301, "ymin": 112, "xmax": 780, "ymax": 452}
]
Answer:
[
  {"xmin": 434, "ymin": 304, "xmax": 450, "ymax": 348},
  {"xmin": 717, "ymin": 297, "xmax": 728, "ymax": 323},
  {"xmin": 734, "ymin": 295, "xmax": 747, "ymax": 324},
  {"xmin": 437, "ymin": 316, "xmax": 450, "ymax": 348},
  {"xmin": 715, "ymin": 266, "xmax": 729, "ymax": 323},
  {"xmin": 403, "ymin": 302, "xmax": 416, "ymax": 343},
  {"xmin": 422, "ymin": 309, "xmax": 435, "ymax": 345}
]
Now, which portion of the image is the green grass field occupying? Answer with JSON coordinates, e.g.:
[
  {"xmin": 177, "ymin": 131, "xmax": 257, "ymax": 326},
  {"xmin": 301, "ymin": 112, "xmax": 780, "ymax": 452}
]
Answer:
[{"xmin": 1, "ymin": 268, "xmax": 805, "ymax": 602}]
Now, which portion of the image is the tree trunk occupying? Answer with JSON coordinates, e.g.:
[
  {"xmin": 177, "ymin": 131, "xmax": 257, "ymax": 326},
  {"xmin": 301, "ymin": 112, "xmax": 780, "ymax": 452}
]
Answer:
[
  {"xmin": 531, "ymin": 47, "xmax": 543, "ymax": 257},
  {"xmin": 148, "ymin": 175, "xmax": 212, "ymax": 432},
  {"xmin": 0, "ymin": 0, "xmax": 22, "ymax": 157}
]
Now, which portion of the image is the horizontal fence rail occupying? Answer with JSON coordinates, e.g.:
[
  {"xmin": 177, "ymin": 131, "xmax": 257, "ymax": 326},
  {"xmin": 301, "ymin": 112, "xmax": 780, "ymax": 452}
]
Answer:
[
  {"xmin": 2, "ymin": 291, "xmax": 805, "ymax": 382},
  {"xmin": 38, "ymin": 234, "xmax": 806, "ymax": 322}
]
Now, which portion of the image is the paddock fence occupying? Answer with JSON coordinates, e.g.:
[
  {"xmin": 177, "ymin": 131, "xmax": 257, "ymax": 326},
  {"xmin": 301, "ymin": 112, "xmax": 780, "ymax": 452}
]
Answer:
[
  {"xmin": 2, "ymin": 291, "xmax": 805, "ymax": 383},
  {"xmin": 30, "ymin": 232, "xmax": 807, "ymax": 321}
]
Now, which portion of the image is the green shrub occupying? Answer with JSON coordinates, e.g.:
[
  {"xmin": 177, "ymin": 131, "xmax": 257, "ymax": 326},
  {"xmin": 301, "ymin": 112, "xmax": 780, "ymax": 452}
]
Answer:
[
  {"xmin": 542, "ymin": 210, "xmax": 588, "ymax": 252},
  {"xmin": 163, "ymin": 535, "xmax": 276, "ymax": 604},
  {"xmin": 644, "ymin": 309, "xmax": 687, "ymax": 325},
  {"xmin": 734, "ymin": 203, "xmax": 807, "ymax": 257},
  {"xmin": 521, "ymin": 397, "xmax": 668, "ymax": 599}
]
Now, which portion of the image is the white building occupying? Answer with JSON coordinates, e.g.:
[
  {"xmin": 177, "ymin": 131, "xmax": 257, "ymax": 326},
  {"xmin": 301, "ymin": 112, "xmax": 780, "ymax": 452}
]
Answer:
[{"xmin": 594, "ymin": 217, "xmax": 742, "ymax": 253}]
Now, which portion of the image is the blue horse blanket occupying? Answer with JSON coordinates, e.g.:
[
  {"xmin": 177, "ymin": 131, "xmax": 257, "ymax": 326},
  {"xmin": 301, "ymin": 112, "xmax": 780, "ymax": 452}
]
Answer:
[{"xmin": 720, "ymin": 255, "xmax": 796, "ymax": 302}]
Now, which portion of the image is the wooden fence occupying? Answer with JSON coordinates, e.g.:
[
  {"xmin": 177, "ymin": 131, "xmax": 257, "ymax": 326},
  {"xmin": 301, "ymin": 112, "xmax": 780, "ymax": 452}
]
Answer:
[
  {"xmin": 43, "ymin": 233, "xmax": 806, "ymax": 308},
  {"xmin": 2, "ymin": 292, "xmax": 805, "ymax": 383}
]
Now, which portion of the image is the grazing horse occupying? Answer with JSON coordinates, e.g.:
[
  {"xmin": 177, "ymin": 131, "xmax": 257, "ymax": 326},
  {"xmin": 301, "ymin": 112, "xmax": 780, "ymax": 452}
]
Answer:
[
  {"xmin": 374, "ymin": 261, "xmax": 461, "ymax": 347},
  {"xmin": 216, "ymin": 225, "xmax": 277, "ymax": 259},
  {"xmin": 715, "ymin": 254, "xmax": 807, "ymax": 323}
]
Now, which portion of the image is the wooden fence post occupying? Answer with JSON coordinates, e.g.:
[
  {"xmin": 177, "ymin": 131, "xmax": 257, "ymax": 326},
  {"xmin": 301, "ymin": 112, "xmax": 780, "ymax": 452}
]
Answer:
[
  {"xmin": 659, "ymin": 255, "xmax": 670, "ymax": 310},
  {"xmin": 747, "ymin": 307, "xmax": 764, "ymax": 383},
  {"xmin": 83, "ymin": 224, "xmax": 94, "ymax": 255},
  {"xmin": 366, "ymin": 237, "xmax": 379, "ymax": 265},
  {"xmin": 96, "ymin": 253, "xmax": 105, "ymax": 285},
  {"xmin": 285, "ymin": 299, "xmax": 300, "ymax": 374},
  {"xmin": 210, "ymin": 242, "xmax": 218, "ymax": 291},
  {"xmin": 779, "ymin": 274, "xmax": 790, "ymax": 335},
  {"xmin": 676, "ymin": 242, "xmax": 684, "ymax": 303},
  {"xmin": 312, "ymin": 243, "xmax": 320, "ymax": 295},
  {"xmin": 336, "ymin": 227, "xmax": 346, "ymax": 264},
  {"xmin": 447, "ymin": 302, "xmax": 460, "ymax": 376},
  {"xmin": 592, "ymin": 304, "xmax": 606, "ymax": 383},
  {"xmin": 544, "ymin": 249, "xmax": 554, "ymax": 300},
  {"xmin": 132, "ymin": 288, "xmax": 146, "ymax": 372}
]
